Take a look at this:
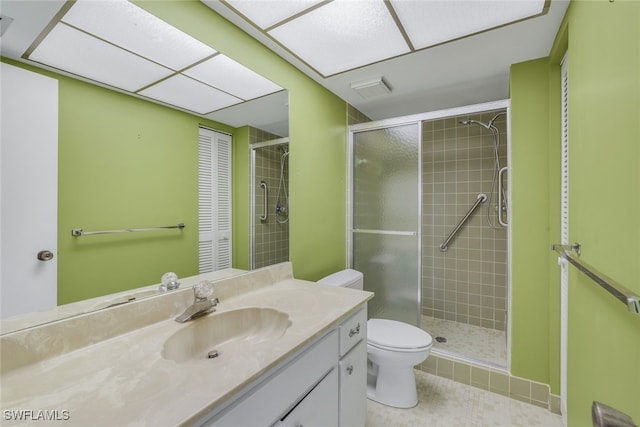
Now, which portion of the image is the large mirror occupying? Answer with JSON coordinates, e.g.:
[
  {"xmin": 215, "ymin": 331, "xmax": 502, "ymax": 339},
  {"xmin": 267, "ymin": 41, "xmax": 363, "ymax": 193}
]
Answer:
[{"xmin": 0, "ymin": 0, "xmax": 289, "ymax": 333}]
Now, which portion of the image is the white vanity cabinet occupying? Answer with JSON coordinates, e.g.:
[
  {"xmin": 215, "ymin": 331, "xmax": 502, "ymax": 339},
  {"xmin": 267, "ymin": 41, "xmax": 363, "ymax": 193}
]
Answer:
[{"xmin": 200, "ymin": 305, "xmax": 367, "ymax": 427}]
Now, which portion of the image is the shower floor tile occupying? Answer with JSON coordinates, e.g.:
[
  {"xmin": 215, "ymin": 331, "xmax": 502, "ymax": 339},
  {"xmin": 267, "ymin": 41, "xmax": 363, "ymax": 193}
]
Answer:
[
  {"xmin": 366, "ymin": 370, "xmax": 562, "ymax": 427},
  {"xmin": 421, "ymin": 316, "xmax": 507, "ymax": 367}
]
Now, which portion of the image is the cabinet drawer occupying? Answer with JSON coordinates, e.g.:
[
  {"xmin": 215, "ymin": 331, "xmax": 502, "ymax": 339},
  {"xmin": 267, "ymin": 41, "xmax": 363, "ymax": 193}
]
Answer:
[{"xmin": 339, "ymin": 307, "xmax": 367, "ymax": 357}]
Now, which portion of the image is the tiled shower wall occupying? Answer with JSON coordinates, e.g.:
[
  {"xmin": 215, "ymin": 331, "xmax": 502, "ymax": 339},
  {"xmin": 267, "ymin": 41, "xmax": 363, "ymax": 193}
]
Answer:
[
  {"xmin": 422, "ymin": 110, "xmax": 508, "ymax": 331},
  {"xmin": 348, "ymin": 104, "xmax": 371, "ymax": 125},
  {"xmin": 250, "ymin": 128, "xmax": 289, "ymax": 269}
]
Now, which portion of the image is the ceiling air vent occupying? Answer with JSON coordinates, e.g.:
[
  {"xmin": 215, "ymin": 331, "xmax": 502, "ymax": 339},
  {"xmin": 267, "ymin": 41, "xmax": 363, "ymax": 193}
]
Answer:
[{"xmin": 350, "ymin": 77, "xmax": 392, "ymax": 99}]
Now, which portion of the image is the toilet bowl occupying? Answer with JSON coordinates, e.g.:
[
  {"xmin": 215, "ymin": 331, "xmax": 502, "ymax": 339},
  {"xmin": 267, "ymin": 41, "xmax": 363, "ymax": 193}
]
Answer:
[
  {"xmin": 317, "ymin": 269, "xmax": 433, "ymax": 408},
  {"xmin": 366, "ymin": 318, "xmax": 432, "ymax": 408}
]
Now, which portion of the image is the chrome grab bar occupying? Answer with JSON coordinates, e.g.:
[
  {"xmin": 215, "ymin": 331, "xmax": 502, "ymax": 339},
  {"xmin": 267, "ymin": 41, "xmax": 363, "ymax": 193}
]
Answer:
[
  {"xmin": 498, "ymin": 166, "xmax": 508, "ymax": 227},
  {"xmin": 260, "ymin": 181, "xmax": 268, "ymax": 222},
  {"xmin": 553, "ymin": 243, "xmax": 640, "ymax": 315},
  {"xmin": 72, "ymin": 223, "xmax": 185, "ymax": 237},
  {"xmin": 439, "ymin": 193, "xmax": 487, "ymax": 252}
]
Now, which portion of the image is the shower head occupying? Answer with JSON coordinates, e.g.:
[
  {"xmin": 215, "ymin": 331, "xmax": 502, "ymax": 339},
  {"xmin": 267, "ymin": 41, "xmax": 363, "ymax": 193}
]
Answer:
[{"xmin": 459, "ymin": 119, "xmax": 491, "ymax": 129}]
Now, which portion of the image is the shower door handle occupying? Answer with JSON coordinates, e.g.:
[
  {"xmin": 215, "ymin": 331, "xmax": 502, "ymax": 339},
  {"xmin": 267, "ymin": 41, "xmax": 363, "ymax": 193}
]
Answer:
[
  {"xmin": 260, "ymin": 181, "xmax": 268, "ymax": 222},
  {"xmin": 498, "ymin": 166, "xmax": 508, "ymax": 227}
]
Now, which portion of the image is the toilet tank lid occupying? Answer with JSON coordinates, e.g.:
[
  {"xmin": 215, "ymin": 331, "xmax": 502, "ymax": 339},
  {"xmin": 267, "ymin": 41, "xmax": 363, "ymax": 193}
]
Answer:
[
  {"xmin": 317, "ymin": 269, "xmax": 363, "ymax": 287},
  {"xmin": 368, "ymin": 318, "xmax": 432, "ymax": 349}
]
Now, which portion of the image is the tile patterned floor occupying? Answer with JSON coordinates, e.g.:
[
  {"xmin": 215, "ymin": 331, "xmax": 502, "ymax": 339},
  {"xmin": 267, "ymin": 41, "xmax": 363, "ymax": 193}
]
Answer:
[
  {"xmin": 366, "ymin": 370, "xmax": 563, "ymax": 427},
  {"xmin": 421, "ymin": 316, "xmax": 507, "ymax": 367}
]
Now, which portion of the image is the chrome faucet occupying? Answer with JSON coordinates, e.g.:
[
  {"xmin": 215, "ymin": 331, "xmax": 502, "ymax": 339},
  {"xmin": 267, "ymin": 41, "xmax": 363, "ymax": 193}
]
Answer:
[{"xmin": 175, "ymin": 280, "xmax": 219, "ymax": 323}]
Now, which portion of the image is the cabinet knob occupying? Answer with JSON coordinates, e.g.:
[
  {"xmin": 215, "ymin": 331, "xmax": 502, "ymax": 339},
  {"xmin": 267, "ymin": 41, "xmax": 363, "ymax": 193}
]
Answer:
[
  {"xmin": 348, "ymin": 323, "xmax": 360, "ymax": 337},
  {"xmin": 346, "ymin": 364, "xmax": 354, "ymax": 375}
]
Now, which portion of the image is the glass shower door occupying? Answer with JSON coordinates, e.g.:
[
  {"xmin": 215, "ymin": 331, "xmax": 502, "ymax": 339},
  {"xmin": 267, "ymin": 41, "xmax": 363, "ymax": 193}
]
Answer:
[{"xmin": 351, "ymin": 124, "xmax": 420, "ymax": 326}]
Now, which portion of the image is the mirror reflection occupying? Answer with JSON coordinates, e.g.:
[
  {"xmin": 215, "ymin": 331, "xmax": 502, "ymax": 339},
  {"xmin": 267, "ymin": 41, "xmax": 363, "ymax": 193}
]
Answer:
[{"xmin": 0, "ymin": 0, "xmax": 289, "ymax": 334}]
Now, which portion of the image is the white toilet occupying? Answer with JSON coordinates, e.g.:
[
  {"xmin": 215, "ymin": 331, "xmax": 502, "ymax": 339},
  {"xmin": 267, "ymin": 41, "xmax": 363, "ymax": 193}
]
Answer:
[{"xmin": 318, "ymin": 269, "xmax": 433, "ymax": 408}]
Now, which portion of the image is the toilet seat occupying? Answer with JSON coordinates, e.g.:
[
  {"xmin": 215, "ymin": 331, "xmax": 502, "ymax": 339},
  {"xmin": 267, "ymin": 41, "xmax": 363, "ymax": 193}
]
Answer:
[{"xmin": 367, "ymin": 318, "xmax": 432, "ymax": 352}]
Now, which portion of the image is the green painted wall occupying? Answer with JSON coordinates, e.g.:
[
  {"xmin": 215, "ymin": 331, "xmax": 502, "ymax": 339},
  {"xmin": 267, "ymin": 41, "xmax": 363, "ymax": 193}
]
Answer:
[
  {"xmin": 288, "ymin": 84, "xmax": 347, "ymax": 280},
  {"xmin": 57, "ymin": 78, "xmax": 209, "ymax": 303},
  {"xmin": 564, "ymin": 1, "xmax": 640, "ymax": 425},
  {"xmin": 545, "ymin": 63, "xmax": 563, "ymax": 399},
  {"xmin": 510, "ymin": 1, "xmax": 640, "ymax": 424},
  {"xmin": 138, "ymin": 1, "xmax": 349, "ymax": 281},
  {"xmin": 232, "ymin": 125, "xmax": 252, "ymax": 271},
  {"xmin": 510, "ymin": 58, "xmax": 554, "ymax": 387}
]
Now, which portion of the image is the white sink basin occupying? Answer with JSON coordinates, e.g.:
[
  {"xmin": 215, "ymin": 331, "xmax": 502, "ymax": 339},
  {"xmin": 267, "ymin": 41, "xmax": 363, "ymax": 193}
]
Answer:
[{"xmin": 162, "ymin": 308, "xmax": 291, "ymax": 362}]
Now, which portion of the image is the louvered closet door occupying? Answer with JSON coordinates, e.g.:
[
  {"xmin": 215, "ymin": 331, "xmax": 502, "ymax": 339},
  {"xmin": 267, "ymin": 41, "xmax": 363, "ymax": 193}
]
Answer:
[{"xmin": 198, "ymin": 127, "xmax": 232, "ymax": 273}]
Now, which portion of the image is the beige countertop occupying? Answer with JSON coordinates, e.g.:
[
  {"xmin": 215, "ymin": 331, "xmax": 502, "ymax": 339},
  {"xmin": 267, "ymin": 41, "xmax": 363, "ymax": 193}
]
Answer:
[{"xmin": 0, "ymin": 263, "xmax": 372, "ymax": 426}]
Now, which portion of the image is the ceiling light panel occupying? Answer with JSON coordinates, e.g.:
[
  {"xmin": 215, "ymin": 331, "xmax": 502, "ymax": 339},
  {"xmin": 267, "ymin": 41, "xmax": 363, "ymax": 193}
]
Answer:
[
  {"xmin": 391, "ymin": 0, "xmax": 545, "ymax": 50},
  {"xmin": 224, "ymin": 0, "xmax": 325, "ymax": 29},
  {"xmin": 62, "ymin": 0, "xmax": 216, "ymax": 71},
  {"xmin": 139, "ymin": 74, "xmax": 242, "ymax": 114},
  {"xmin": 268, "ymin": 0, "xmax": 410, "ymax": 76},
  {"xmin": 29, "ymin": 24, "xmax": 173, "ymax": 92},
  {"xmin": 184, "ymin": 54, "xmax": 283, "ymax": 100}
]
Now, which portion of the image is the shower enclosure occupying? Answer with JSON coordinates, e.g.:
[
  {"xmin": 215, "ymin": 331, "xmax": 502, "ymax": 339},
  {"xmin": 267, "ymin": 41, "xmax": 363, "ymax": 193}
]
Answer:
[
  {"xmin": 349, "ymin": 101, "xmax": 510, "ymax": 368},
  {"xmin": 251, "ymin": 138, "xmax": 290, "ymax": 269}
]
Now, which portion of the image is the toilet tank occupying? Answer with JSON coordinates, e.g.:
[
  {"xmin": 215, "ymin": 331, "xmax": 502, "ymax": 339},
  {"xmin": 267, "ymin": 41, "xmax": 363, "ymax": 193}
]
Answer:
[{"xmin": 317, "ymin": 269, "xmax": 364, "ymax": 290}]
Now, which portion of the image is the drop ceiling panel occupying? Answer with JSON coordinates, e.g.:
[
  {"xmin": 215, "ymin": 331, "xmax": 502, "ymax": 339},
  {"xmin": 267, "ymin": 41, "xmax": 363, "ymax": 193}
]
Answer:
[
  {"xmin": 223, "ymin": 0, "xmax": 324, "ymax": 30},
  {"xmin": 62, "ymin": 0, "xmax": 216, "ymax": 71},
  {"xmin": 268, "ymin": 0, "xmax": 410, "ymax": 76},
  {"xmin": 138, "ymin": 74, "xmax": 243, "ymax": 115},
  {"xmin": 29, "ymin": 24, "xmax": 174, "ymax": 92},
  {"xmin": 391, "ymin": 0, "xmax": 546, "ymax": 50},
  {"xmin": 184, "ymin": 54, "xmax": 283, "ymax": 100}
]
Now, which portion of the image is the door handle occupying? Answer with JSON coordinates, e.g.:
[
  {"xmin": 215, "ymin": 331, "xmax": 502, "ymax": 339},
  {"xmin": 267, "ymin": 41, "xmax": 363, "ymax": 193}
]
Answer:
[
  {"xmin": 37, "ymin": 250, "xmax": 54, "ymax": 261},
  {"xmin": 498, "ymin": 166, "xmax": 508, "ymax": 227},
  {"xmin": 260, "ymin": 181, "xmax": 268, "ymax": 222}
]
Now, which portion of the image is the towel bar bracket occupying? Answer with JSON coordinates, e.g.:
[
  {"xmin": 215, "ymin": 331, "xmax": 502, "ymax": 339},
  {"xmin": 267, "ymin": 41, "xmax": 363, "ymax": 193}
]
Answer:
[{"xmin": 552, "ymin": 243, "xmax": 581, "ymax": 256}]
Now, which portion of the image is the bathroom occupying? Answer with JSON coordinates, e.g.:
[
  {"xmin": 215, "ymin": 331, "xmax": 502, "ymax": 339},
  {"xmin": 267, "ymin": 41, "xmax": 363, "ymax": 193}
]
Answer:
[{"xmin": 1, "ymin": 1, "xmax": 639, "ymax": 426}]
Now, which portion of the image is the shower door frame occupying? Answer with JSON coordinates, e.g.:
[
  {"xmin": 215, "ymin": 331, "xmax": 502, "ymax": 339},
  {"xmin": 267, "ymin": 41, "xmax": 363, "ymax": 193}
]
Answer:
[
  {"xmin": 347, "ymin": 99, "xmax": 512, "ymax": 369},
  {"xmin": 250, "ymin": 137, "xmax": 290, "ymax": 270}
]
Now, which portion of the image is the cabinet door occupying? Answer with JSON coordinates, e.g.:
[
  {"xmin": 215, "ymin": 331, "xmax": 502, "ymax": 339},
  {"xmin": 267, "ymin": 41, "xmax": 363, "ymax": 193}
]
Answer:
[
  {"xmin": 276, "ymin": 368, "xmax": 338, "ymax": 427},
  {"xmin": 339, "ymin": 340, "xmax": 367, "ymax": 427}
]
